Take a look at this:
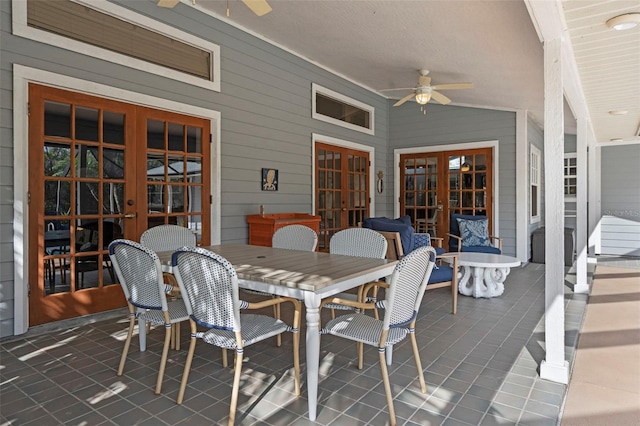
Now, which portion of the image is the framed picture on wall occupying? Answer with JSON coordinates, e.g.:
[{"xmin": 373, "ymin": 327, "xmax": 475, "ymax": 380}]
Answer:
[{"xmin": 262, "ymin": 168, "xmax": 278, "ymax": 191}]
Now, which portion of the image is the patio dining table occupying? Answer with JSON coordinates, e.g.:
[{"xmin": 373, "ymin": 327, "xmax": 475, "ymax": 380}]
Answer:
[{"xmin": 155, "ymin": 243, "xmax": 397, "ymax": 421}]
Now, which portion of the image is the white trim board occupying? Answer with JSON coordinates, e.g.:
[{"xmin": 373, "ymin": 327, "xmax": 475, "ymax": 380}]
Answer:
[
  {"xmin": 311, "ymin": 134, "xmax": 376, "ymax": 218},
  {"xmin": 12, "ymin": 64, "xmax": 222, "ymax": 335}
]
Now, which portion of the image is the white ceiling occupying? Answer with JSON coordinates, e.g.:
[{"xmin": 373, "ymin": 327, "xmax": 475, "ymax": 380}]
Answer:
[{"xmin": 184, "ymin": 0, "xmax": 640, "ymax": 143}]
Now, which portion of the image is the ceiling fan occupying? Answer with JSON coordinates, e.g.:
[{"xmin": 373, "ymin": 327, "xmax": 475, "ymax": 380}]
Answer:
[
  {"xmin": 380, "ymin": 70, "xmax": 473, "ymax": 113},
  {"xmin": 157, "ymin": 0, "xmax": 272, "ymax": 17}
]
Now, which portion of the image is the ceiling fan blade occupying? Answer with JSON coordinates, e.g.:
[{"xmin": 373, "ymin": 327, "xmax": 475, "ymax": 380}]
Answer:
[
  {"xmin": 393, "ymin": 92, "xmax": 416, "ymax": 107},
  {"xmin": 379, "ymin": 87, "xmax": 415, "ymax": 92},
  {"xmin": 157, "ymin": 0, "xmax": 180, "ymax": 8},
  {"xmin": 241, "ymin": 0, "xmax": 272, "ymax": 16},
  {"xmin": 431, "ymin": 82, "xmax": 474, "ymax": 90},
  {"xmin": 418, "ymin": 75, "xmax": 431, "ymax": 86},
  {"xmin": 431, "ymin": 90, "xmax": 451, "ymax": 105}
]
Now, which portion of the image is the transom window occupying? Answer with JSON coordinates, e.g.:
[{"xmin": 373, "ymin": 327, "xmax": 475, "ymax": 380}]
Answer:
[
  {"xmin": 14, "ymin": 0, "xmax": 220, "ymax": 91},
  {"xmin": 312, "ymin": 84, "xmax": 374, "ymax": 135}
]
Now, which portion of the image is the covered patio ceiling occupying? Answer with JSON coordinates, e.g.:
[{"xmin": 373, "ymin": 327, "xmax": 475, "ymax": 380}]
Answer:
[{"xmin": 161, "ymin": 0, "xmax": 639, "ymax": 143}]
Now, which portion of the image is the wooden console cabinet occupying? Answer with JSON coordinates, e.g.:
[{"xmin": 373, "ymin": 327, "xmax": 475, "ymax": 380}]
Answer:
[{"xmin": 247, "ymin": 213, "xmax": 321, "ymax": 248}]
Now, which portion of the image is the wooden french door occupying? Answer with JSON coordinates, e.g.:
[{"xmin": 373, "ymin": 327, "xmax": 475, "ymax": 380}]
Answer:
[
  {"xmin": 400, "ymin": 147, "xmax": 494, "ymax": 246},
  {"xmin": 315, "ymin": 142, "xmax": 370, "ymax": 251},
  {"xmin": 28, "ymin": 84, "xmax": 210, "ymax": 325}
]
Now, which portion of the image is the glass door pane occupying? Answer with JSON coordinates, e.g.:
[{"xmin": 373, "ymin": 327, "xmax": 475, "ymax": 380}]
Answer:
[
  {"xmin": 144, "ymin": 117, "xmax": 207, "ymax": 242},
  {"xmin": 315, "ymin": 143, "xmax": 370, "ymax": 251},
  {"xmin": 400, "ymin": 154, "xmax": 440, "ymax": 236}
]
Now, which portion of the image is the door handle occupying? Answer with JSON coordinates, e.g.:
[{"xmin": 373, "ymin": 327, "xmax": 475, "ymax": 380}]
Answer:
[{"xmin": 124, "ymin": 213, "xmax": 137, "ymax": 219}]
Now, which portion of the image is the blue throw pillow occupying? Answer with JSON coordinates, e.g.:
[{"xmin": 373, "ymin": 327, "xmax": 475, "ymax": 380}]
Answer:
[{"xmin": 457, "ymin": 218, "xmax": 490, "ymax": 247}]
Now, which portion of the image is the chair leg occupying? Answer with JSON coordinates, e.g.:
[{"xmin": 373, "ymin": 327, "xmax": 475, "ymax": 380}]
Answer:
[
  {"xmin": 451, "ymin": 282, "xmax": 458, "ymax": 315},
  {"xmin": 274, "ymin": 296, "xmax": 282, "ymax": 347},
  {"xmin": 228, "ymin": 348, "xmax": 244, "ymax": 426},
  {"xmin": 117, "ymin": 314, "xmax": 135, "ymax": 376},
  {"xmin": 292, "ymin": 321, "xmax": 301, "ymax": 396},
  {"xmin": 177, "ymin": 327, "xmax": 198, "ymax": 404},
  {"xmin": 222, "ymin": 348, "xmax": 228, "ymax": 368},
  {"xmin": 410, "ymin": 332, "xmax": 427, "ymax": 394},
  {"xmin": 155, "ymin": 323, "xmax": 172, "ymax": 394},
  {"xmin": 378, "ymin": 348, "xmax": 396, "ymax": 426},
  {"xmin": 175, "ymin": 323, "xmax": 181, "ymax": 350},
  {"xmin": 372, "ymin": 286, "xmax": 380, "ymax": 320},
  {"xmin": 357, "ymin": 342, "xmax": 364, "ymax": 369}
]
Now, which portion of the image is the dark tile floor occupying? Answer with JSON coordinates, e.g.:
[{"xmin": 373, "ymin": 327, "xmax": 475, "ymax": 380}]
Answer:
[{"xmin": 1, "ymin": 261, "xmax": 592, "ymax": 425}]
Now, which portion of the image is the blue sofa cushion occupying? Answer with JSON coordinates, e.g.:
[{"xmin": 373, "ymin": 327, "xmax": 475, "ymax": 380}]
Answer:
[
  {"xmin": 363, "ymin": 216, "xmax": 414, "ymax": 254},
  {"xmin": 457, "ymin": 217, "xmax": 490, "ymax": 247}
]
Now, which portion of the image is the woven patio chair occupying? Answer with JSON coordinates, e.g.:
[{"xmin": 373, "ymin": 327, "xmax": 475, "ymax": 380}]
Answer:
[
  {"xmin": 140, "ymin": 224, "xmax": 197, "ymax": 349},
  {"xmin": 272, "ymin": 224, "xmax": 318, "ymax": 251},
  {"xmin": 140, "ymin": 224, "xmax": 197, "ymax": 253},
  {"xmin": 171, "ymin": 246, "xmax": 301, "ymax": 426},
  {"xmin": 373, "ymin": 230, "xmax": 458, "ymax": 315},
  {"xmin": 321, "ymin": 245, "xmax": 437, "ymax": 426},
  {"xmin": 244, "ymin": 224, "xmax": 317, "ymax": 345},
  {"xmin": 108, "ymin": 239, "xmax": 189, "ymax": 395},
  {"xmin": 319, "ymin": 227, "xmax": 388, "ymax": 320}
]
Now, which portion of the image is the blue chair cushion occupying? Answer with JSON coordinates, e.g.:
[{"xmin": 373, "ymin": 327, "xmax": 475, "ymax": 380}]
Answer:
[
  {"xmin": 461, "ymin": 245, "xmax": 502, "ymax": 254},
  {"xmin": 428, "ymin": 264, "xmax": 453, "ymax": 284},
  {"xmin": 362, "ymin": 216, "xmax": 414, "ymax": 254},
  {"xmin": 457, "ymin": 217, "xmax": 490, "ymax": 247}
]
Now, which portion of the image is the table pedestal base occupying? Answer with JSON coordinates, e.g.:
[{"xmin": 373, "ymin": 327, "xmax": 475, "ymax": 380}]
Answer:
[{"xmin": 458, "ymin": 265, "xmax": 511, "ymax": 298}]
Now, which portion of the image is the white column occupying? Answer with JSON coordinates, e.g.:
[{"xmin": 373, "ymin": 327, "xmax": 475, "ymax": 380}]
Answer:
[
  {"xmin": 540, "ymin": 37, "xmax": 569, "ymax": 384},
  {"xmin": 574, "ymin": 118, "xmax": 589, "ymax": 293},
  {"xmin": 588, "ymin": 145, "xmax": 601, "ymax": 257}
]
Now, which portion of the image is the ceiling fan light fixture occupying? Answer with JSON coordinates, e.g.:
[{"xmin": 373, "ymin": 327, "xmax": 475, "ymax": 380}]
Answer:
[
  {"xmin": 415, "ymin": 89, "xmax": 431, "ymax": 105},
  {"xmin": 606, "ymin": 13, "xmax": 640, "ymax": 30}
]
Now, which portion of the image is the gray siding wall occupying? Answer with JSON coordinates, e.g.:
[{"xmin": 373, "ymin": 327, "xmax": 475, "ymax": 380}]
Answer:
[
  {"xmin": 527, "ymin": 118, "xmax": 544, "ymax": 261},
  {"xmin": 0, "ymin": 0, "xmax": 389, "ymax": 336},
  {"xmin": 600, "ymin": 144, "xmax": 640, "ymax": 256},
  {"xmin": 389, "ymin": 103, "xmax": 518, "ymax": 256}
]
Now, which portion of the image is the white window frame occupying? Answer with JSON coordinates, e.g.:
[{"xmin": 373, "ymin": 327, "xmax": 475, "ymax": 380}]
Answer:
[
  {"xmin": 564, "ymin": 153, "xmax": 577, "ymax": 201},
  {"xmin": 311, "ymin": 83, "xmax": 375, "ymax": 135},
  {"xmin": 12, "ymin": 0, "xmax": 220, "ymax": 92},
  {"xmin": 530, "ymin": 144, "xmax": 541, "ymax": 224}
]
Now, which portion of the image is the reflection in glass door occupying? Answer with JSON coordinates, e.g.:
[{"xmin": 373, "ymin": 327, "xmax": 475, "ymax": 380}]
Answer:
[
  {"xmin": 30, "ymin": 84, "xmax": 135, "ymax": 325},
  {"xmin": 141, "ymin": 108, "xmax": 210, "ymax": 244},
  {"xmin": 448, "ymin": 150, "xmax": 491, "ymax": 218},
  {"xmin": 29, "ymin": 85, "xmax": 211, "ymax": 326},
  {"xmin": 315, "ymin": 142, "xmax": 369, "ymax": 251},
  {"xmin": 400, "ymin": 147, "xmax": 493, "ymax": 244},
  {"xmin": 402, "ymin": 155, "xmax": 441, "ymax": 236}
]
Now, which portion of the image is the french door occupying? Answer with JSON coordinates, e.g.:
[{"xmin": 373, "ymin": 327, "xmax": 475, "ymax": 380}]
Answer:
[
  {"xmin": 29, "ymin": 84, "xmax": 210, "ymax": 325},
  {"xmin": 315, "ymin": 142, "xmax": 370, "ymax": 251},
  {"xmin": 400, "ymin": 147, "xmax": 494, "ymax": 246}
]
